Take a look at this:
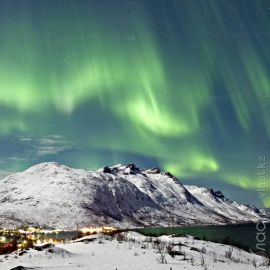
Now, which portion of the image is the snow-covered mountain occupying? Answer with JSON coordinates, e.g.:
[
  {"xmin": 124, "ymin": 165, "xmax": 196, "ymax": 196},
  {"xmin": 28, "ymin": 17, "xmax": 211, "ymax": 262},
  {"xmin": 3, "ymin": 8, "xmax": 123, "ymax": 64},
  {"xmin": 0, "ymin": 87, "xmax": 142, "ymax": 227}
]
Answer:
[{"xmin": 0, "ymin": 162, "xmax": 267, "ymax": 229}]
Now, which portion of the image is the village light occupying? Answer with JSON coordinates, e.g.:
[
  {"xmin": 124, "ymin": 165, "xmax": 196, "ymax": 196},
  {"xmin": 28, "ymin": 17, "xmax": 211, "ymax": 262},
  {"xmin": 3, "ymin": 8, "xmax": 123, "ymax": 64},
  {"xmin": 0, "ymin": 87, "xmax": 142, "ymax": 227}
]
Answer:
[
  {"xmin": 79, "ymin": 226, "xmax": 117, "ymax": 234},
  {"xmin": 0, "ymin": 236, "xmax": 6, "ymax": 242}
]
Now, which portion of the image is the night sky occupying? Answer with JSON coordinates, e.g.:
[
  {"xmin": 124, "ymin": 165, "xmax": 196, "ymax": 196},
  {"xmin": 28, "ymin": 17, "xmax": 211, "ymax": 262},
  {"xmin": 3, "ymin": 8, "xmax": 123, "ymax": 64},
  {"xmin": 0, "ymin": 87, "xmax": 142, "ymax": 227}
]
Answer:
[{"xmin": 0, "ymin": 0, "xmax": 269, "ymax": 207}]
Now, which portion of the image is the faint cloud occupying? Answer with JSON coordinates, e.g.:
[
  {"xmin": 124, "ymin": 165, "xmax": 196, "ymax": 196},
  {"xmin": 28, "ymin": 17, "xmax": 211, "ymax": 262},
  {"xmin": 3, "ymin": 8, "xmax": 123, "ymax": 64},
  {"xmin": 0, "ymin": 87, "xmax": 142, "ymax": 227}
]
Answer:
[
  {"xmin": 19, "ymin": 136, "xmax": 33, "ymax": 142},
  {"xmin": 18, "ymin": 134, "xmax": 73, "ymax": 157},
  {"xmin": 36, "ymin": 145, "xmax": 72, "ymax": 156},
  {"xmin": 7, "ymin": 156, "xmax": 27, "ymax": 161},
  {"xmin": 36, "ymin": 135, "xmax": 72, "ymax": 156}
]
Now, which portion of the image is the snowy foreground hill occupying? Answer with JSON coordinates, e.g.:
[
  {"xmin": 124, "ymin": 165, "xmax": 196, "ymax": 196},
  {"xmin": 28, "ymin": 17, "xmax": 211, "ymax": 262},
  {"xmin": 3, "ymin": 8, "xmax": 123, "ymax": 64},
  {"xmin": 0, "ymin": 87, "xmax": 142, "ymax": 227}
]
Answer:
[
  {"xmin": 1, "ymin": 232, "xmax": 269, "ymax": 270},
  {"xmin": 0, "ymin": 162, "xmax": 267, "ymax": 229}
]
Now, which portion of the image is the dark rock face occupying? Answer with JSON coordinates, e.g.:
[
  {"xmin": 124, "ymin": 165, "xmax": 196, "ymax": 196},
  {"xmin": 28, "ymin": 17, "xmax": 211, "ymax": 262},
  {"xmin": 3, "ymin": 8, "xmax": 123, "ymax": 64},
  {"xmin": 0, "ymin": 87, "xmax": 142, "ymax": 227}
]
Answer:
[
  {"xmin": 9, "ymin": 266, "xmax": 34, "ymax": 270},
  {"xmin": 214, "ymin": 190, "xmax": 225, "ymax": 199},
  {"xmin": 126, "ymin": 163, "xmax": 141, "ymax": 174},
  {"xmin": 147, "ymin": 167, "xmax": 161, "ymax": 174},
  {"xmin": 103, "ymin": 166, "xmax": 112, "ymax": 173}
]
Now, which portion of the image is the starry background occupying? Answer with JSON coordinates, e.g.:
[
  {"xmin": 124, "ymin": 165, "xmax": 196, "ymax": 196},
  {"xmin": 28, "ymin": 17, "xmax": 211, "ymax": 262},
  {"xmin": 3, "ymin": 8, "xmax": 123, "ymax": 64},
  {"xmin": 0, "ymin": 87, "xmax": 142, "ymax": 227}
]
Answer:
[{"xmin": 0, "ymin": 0, "xmax": 269, "ymax": 207}]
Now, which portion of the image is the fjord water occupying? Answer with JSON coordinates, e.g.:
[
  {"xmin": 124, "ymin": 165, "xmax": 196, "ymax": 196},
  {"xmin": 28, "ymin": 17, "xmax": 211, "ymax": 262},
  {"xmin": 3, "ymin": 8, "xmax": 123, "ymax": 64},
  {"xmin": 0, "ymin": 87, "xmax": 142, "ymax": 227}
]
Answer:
[{"xmin": 137, "ymin": 223, "xmax": 270, "ymax": 253}]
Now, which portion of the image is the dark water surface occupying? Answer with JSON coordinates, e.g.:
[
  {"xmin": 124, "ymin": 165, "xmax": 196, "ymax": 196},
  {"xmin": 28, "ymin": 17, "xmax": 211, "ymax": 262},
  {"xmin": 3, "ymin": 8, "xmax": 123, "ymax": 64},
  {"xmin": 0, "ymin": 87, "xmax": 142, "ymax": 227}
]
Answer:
[{"xmin": 136, "ymin": 223, "xmax": 270, "ymax": 253}]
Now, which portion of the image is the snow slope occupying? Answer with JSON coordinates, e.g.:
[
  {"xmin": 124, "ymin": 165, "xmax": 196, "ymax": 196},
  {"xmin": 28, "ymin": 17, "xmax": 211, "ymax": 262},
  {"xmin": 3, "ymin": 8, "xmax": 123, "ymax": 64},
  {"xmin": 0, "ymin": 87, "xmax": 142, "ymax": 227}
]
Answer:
[
  {"xmin": 0, "ymin": 162, "xmax": 267, "ymax": 229},
  {"xmin": 0, "ymin": 232, "xmax": 268, "ymax": 270}
]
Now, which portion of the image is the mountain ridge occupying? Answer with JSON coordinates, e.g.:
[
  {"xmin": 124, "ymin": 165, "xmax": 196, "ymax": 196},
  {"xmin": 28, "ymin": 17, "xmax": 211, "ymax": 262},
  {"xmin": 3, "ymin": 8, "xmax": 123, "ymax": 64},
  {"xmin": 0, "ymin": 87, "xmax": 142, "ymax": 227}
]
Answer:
[{"xmin": 0, "ymin": 162, "xmax": 267, "ymax": 229}]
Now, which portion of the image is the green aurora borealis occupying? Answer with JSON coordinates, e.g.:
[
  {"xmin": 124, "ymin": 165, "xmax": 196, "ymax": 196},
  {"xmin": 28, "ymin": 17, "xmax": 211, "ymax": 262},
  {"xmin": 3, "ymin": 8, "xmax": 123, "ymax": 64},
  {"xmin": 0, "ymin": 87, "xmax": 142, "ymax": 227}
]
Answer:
[{"xmin": 0, "ymin": 0, "xmax": 269, "ymax": 207}]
